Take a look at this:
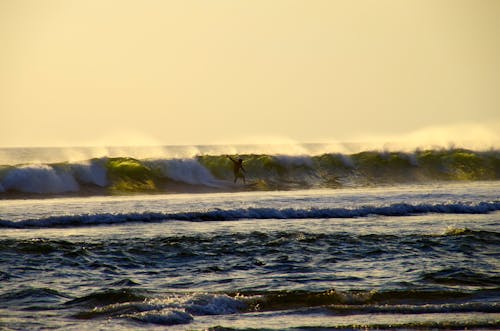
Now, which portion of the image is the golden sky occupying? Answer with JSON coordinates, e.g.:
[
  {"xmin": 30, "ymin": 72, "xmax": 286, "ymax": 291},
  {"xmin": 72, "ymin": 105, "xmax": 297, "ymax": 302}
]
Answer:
[{"xmin": 1, "ymin": 0, "xmax": 499, "ymax": 147}]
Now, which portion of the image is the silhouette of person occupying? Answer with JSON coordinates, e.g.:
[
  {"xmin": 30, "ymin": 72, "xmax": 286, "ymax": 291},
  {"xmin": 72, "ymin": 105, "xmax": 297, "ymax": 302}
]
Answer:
[{"xmin": 227, "ymin": 155, "xmax": 246, "ymax": 183}]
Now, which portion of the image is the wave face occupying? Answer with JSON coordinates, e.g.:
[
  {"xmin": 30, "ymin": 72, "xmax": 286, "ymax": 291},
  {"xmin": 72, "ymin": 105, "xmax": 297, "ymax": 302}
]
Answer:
[{"xmin": 0, "ymin": 148, "xmax": 499, "ymax": 196}]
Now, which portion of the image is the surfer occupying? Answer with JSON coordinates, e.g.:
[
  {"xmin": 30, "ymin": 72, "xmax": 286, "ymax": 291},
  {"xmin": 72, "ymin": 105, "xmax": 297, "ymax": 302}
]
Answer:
[{"xmin": 226, "ymin": 155, "xmax": 246, "ymax": 184}]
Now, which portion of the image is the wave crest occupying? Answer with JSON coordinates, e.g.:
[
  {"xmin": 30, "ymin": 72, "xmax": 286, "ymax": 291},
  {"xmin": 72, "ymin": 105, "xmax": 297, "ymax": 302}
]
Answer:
[
  {"xmin": 0, "ymin": 148, "xmax": 499, "ymax": 196},
  {"xmin": 1, "ymin": 201, "xmax": 499, "ymax": 229}
]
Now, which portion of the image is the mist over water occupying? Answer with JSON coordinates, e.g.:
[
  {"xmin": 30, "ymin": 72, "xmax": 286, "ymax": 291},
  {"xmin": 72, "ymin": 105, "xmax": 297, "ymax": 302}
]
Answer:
[
  {"xmin": 0, "ymin": 139, "xmax": 499, "ymax": 198},
  {"xmin": 0, "ymin": 143, "xmax": 498, "ymax": 167},
  {"xmin": 1, "ymin": 135, "xmax": 499, "ymax": 330},
  {"xmin": 2, "ymin": 0, "xmax": 499, "ymax": 327}
]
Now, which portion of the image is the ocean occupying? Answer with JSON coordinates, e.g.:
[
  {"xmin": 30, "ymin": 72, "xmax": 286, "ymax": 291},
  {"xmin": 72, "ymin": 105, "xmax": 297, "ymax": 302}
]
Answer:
[{"xmin": 0, "ymin": 146, "xmax": 499, "ymax": 330}]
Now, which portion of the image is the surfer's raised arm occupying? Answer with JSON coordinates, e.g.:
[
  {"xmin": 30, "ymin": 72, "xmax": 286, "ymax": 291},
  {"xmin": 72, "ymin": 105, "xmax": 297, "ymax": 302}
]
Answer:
[{"xmin": 226, "ymin": 155, "xmax": 246, "ymax": 184}]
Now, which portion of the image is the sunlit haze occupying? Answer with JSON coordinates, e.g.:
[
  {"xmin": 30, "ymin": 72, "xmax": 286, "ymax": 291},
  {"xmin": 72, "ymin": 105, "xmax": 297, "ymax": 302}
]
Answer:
[{"xmin": 1, "ymin": 0, "xmax": 499, "ymax": 148}]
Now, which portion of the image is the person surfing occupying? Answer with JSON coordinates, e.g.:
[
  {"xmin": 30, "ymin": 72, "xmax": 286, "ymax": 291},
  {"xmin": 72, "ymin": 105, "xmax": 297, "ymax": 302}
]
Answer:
[{"xmin": 226, "ymin": 155, "xmax": 246, "ymax": 184}]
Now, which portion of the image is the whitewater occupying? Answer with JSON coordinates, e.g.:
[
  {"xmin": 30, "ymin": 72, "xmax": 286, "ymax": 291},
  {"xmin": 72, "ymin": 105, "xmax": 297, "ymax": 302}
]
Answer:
[
  {"xmin": 1, "ymin": 145, "xmax": 499, "ymax": 197},
  {"xmin": 0, "ymin": 146, "xmax": 499, "ymax": 330}
]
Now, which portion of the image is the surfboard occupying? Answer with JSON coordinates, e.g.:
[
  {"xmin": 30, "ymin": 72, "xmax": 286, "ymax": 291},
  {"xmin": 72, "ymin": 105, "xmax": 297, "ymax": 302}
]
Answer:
[{"xmin": 243, "ymin": 179, "xmax": 267, "ymax": 189}]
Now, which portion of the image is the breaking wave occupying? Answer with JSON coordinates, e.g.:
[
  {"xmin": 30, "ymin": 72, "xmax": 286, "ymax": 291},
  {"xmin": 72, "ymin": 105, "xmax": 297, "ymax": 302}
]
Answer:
[
  {"xmin": 7, "ymin": 287, "xmax": 496, "ymax": 328},
  {"xmin": 1, "ymin": 201, "xmax": 499, "ymax": 228},
  {"xmin": 0, "ymin": 148, "xmax": 499, "ymax": 197}
]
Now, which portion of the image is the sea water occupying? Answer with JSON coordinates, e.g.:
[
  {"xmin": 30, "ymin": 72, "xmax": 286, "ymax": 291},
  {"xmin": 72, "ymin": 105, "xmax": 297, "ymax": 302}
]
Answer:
[
  {"xmin": 0, "ymin": 146, "xmax": 499, "ymax": 330},
  {"xmin": 1, "ymin": 182, "xmax": 499, "ymax": 330}
]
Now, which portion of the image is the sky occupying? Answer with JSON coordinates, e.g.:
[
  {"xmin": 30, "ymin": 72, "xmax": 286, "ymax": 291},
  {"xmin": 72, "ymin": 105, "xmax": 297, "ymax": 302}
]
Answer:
[{"xmin": 1, "ymin": 0, "xmax": 499, "ymax": 148}]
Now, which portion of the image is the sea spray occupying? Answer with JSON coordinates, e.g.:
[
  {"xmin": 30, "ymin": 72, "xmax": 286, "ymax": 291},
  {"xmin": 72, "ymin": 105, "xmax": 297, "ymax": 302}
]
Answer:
[{"xmin": 0, "ymin": 148, "xmax": 498, "ymax": 197}]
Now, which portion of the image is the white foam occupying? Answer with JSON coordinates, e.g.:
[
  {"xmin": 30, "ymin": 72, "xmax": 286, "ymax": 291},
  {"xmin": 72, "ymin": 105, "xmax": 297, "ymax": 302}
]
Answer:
[
  {"xmin": 130, "ymin": 309, "xmax": 193, "ymax": 325},
  {"xmin": 2, "ymin": 201, "xmax": 499, "ymax": 229},
  {"xmin": 124, "ymin": 293, "xmax": 245, "ymax": 326},
  {"xmin": 1, "ymin": 164, "xmax": 79, "ymax": 193}
]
